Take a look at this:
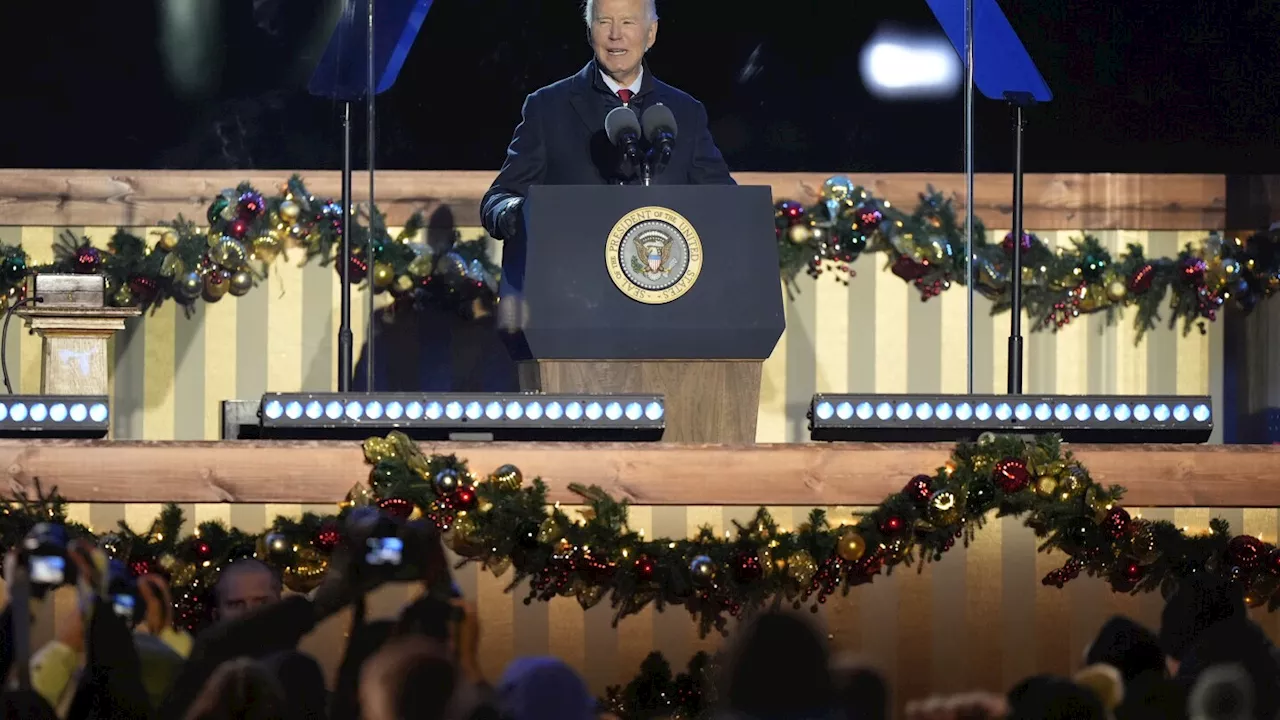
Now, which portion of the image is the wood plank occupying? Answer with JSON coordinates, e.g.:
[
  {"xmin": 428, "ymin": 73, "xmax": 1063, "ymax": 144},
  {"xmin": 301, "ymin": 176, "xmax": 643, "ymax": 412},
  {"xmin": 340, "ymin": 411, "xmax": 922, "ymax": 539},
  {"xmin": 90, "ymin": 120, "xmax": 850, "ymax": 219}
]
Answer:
[
  {"xmin": 1, "ymin": 440, "xmax": 1277, "ymax": 508},
  {"xmin": 0, "ymin": 170, "xmax": 1226, "ymax": 231}
]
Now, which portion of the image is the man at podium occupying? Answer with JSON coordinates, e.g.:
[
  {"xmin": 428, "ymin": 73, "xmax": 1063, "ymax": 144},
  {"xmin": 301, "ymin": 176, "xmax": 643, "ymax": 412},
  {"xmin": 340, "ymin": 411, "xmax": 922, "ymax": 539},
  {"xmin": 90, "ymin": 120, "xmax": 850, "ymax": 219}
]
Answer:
[{"xmin": 480, "ymin": 0, "xmax": 734, "ymax": 241}]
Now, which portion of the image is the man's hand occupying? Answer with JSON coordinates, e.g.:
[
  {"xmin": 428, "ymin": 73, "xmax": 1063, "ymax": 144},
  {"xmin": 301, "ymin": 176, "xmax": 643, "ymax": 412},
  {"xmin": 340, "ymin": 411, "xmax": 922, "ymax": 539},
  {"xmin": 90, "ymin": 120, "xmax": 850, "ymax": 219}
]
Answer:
[{"xmin": 496, "ymin": 197, "xmax": 524, "ymax": 240}]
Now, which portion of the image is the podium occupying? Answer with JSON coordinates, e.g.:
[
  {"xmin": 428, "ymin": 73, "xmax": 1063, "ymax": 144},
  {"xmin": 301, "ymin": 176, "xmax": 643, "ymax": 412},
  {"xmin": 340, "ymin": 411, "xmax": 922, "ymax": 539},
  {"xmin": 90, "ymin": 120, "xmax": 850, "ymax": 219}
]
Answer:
[{"xmin": 498, "ymin": 185, "xmax": 785, "ymax": 443}]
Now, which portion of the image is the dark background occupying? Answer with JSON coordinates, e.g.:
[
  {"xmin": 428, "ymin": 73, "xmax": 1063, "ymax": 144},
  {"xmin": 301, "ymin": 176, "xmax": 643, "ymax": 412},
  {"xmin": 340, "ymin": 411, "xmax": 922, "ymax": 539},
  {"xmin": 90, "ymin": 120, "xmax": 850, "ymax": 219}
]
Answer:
[{"xmin": 3, "ymin": 0, "xmax": 1278, "ymax": 173}]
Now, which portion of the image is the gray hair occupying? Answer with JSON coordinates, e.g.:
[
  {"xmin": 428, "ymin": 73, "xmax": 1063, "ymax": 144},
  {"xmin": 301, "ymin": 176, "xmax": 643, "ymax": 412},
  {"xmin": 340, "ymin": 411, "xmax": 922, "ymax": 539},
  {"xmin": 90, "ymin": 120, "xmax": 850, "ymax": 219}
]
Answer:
[{"xmin": 583, "ymin": 0, "xmax": 658, "ymax": 26}]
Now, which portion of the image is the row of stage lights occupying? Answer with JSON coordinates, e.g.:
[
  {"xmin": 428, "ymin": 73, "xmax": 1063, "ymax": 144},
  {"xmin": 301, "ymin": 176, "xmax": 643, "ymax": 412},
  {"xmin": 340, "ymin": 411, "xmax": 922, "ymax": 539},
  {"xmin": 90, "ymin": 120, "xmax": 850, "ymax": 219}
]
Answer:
[{"xmin": 0, "ymin": 391, "xmax": 1212, "ymax": 443}]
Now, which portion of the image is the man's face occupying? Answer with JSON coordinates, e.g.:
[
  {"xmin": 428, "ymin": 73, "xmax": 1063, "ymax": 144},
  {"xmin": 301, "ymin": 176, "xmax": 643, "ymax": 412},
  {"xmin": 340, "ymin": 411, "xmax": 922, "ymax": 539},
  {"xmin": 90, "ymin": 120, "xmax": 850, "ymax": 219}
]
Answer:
[
  {"xmin": 215, "ymin": 568, "xmax": 279, "ymax": 621},
  {"xmin": 590, "ymin": 0, "xmax": 657, "ymax": 84}
]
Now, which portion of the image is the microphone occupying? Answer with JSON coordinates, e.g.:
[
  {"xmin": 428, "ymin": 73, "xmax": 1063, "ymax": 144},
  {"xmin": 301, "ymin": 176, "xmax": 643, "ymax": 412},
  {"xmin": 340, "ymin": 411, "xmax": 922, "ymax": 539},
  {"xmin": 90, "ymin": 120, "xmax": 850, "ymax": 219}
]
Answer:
[
  {"xmin": 605, "ymin": 106, "xmax": 644, "ymax": 173},
  {"xmin": 641, "ymin": 103, "xmax": 678, "ymax": 172}
]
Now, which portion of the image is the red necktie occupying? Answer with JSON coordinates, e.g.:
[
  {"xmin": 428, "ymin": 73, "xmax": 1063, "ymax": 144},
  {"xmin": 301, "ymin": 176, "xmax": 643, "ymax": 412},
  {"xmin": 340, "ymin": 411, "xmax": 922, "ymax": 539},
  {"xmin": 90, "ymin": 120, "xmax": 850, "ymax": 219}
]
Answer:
[{"xmin": 617, "ymin": 89, "xmax": 633, "ymax": 105}]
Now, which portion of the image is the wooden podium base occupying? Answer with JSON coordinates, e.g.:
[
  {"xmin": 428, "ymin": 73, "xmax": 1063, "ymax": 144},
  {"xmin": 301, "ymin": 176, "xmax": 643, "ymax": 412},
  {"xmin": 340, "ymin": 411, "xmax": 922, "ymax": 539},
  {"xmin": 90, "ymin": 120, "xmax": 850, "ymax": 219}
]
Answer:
[{"xmin": 517, "ymin": 360, "xmax": 761, "ymax": 443}]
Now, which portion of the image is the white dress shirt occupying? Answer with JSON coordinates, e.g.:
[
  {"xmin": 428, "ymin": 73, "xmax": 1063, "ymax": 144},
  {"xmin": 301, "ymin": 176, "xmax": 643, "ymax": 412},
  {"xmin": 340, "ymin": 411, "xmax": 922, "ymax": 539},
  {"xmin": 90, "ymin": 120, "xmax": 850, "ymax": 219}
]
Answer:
[{"xmin": 600, "ymin": 67, "xmax": 643, "ymax": 101}]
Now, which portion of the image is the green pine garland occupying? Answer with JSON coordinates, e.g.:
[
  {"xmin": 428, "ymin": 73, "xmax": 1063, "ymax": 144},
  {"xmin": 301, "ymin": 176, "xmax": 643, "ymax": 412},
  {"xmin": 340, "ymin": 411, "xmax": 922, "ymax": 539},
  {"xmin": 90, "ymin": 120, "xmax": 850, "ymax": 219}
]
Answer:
[
  {"xmin": 775, "ymin": 178, "xmax": 1280, "ymax": 340},
  {"xmin": 602, "ymin": 651, "xmax": 714, "ymax": 720},
  {"xmin": 3, "ymin": 432, "xmax": 1277, "ymax": 637}
]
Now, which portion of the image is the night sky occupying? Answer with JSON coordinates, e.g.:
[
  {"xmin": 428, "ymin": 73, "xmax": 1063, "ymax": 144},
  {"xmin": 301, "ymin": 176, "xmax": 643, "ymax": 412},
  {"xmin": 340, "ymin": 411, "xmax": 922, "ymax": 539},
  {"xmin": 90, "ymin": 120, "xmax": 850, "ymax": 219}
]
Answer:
[{"xmin": 2, "ymin": 0, "xmax": 1278, "ymax": 173}]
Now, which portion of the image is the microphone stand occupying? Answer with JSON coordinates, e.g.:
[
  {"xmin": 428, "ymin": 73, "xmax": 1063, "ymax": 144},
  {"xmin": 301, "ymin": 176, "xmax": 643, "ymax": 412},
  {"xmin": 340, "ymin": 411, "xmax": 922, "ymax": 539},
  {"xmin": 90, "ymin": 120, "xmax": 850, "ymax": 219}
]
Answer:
[{"xmin": 1005, "ymin": 91, "xmax": 1034, "ymax": 395}]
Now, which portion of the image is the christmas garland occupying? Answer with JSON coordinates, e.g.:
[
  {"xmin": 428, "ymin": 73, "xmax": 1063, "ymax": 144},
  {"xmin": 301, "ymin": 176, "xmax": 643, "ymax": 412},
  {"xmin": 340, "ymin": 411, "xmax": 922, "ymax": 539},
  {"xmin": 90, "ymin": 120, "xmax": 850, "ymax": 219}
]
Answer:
[
  {"xmin": 601, "ymin": 651, "xmax": 714, "ymax": 720},
  {"xmin": 775, "ymin": 177, "xmax": 1280, "ymax": 338},
  {"xmin": 6, "ymin": 175, "xmax": 501, "ymax": 320},
  {"xmin": 3, "ymin": 432, "xmax": 1278, "ymax": 638}
]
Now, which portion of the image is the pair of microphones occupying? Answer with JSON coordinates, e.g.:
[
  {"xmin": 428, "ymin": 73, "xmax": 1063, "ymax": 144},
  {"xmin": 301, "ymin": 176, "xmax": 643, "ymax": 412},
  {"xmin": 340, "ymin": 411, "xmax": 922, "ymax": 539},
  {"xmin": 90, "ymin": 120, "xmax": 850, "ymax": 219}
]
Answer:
[{"xmin": 604, "ymin": 102, "xmax": 677, "ymax": 185}]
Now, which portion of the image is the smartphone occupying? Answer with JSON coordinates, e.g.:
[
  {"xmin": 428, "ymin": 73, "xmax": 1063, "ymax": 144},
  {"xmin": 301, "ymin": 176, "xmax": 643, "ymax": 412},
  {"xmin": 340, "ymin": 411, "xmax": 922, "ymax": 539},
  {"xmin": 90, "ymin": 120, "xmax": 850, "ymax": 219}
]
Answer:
[
  {"xmin": 365, "ymin": 536, "xmax": 404, "ymax": 566},
  {"xmin": 29, "ymin": 555, "xmax": 65, "ymax": 586},
  {"xmin": 112, "ymin": 593, "xmax": 136, "ymax": 623}
]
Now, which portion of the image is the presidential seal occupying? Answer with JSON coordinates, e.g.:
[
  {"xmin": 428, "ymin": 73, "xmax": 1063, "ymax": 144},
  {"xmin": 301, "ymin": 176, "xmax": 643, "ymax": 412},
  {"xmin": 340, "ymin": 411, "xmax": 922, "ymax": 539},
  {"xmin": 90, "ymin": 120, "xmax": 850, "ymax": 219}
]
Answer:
[{"xmin": 605, "ymin": 206, "xmax": 703, "ymax": 304}]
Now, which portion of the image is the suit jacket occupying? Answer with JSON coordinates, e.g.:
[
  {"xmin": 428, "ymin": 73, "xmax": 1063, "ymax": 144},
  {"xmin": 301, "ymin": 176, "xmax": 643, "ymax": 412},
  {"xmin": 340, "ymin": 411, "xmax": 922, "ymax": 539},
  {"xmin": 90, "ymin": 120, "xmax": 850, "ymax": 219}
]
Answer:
[{"xmin": 480, "ymin": 60, "xmax": 734, "ymax": 237}]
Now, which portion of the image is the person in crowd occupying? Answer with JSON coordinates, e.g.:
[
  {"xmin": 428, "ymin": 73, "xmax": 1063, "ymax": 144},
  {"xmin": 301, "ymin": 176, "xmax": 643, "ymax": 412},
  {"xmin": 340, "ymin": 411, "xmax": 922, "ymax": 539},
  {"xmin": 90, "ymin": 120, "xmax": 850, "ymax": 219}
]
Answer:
[
  {"xmin": 831, "ymin": 654, "xmax": 889, "ymax": 720},
  {"xmin": 1006, "ymin": 675, "xmax": 1108, "ymax": 720},
  {"xmin": 182, "ymin": 657, "xmax": 286, "ymax": 720},
  {"xmin": 1086, "ymin": 616, "xmax": 1167, "ymax": 686},
  {"xmin": 1173, "ymin": 617, "xmax": 1280, "ymax": 719},
  {"xmin": 713, "ymin": 609, "xmax": 835, "ymax": 719},
  {"xmin": 261, "ymin": 650, "xmax": 327, "ymax": 720},
  {"xmin": 1160, "ymin": 572, "xmax": 1247, "ymax": 676},
  {"xmin": 213, "ymin": 559, "xmax": 283, "ymax": 623},
  {"xmin": 359, "ymin": 636, "xmax": 461, "ymax": 720},
  {"xmin": 496, "ymin": 656, "xmax": 596, "ymax": 720}
]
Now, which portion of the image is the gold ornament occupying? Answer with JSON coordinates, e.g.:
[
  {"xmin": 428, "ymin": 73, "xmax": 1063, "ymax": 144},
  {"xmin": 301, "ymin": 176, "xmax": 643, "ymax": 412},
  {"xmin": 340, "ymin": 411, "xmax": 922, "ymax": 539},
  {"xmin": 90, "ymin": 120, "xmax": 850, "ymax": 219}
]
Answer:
[
  {"xmin": 1131, "ymin": 522, "xmax": 1159, "ymax": 565},
  {"xmin": 788, "ymin": 224, "xmax": 813, "ymax": 244},
  {"xmin": 446, "ymin": 514, "xmax": 484, "ymax": 557},
  {"xmin": 1106, "ymin": 280, "xmax": 1127, "ymax": 302},
  {"xmin": 170, "ymin": 563, "xmax": 198, "ymax": 588},
  {"xmin": 489, "ymin": 464, "xmax": 523, "ymax": 490},
  {"xmin": 1034, "ymin": 475, "xmax": 1059, "ymax": 497},
  {"xmin": 1060, "ymin": 473, "xmax": 1085, "ymax": 497},
  {"xmin": 373, "ymin": 262, "xmax": 395, "ymax": 290},
  {"xmin": 819, "ymin": 175, "xmax": 857, "ymax": 204},
  {"xmin": 407, "ymin": 253, "xmax": 435, "ymax": 278},
  {"xmin": 362, "ymin": 436, "xmax": 398, "ymax": 464},
  {"xmin": 229, "ymin": 271, "xmax": 254, "ymax": 297},
  {"xmin": 485, "ymin": 556, "xmax": 512, "ymax": 577},
  {"xmin": 341, "ymin": 482, "xmax": 376, "ymax": 509},
  {"xmin": 835, "ymin": 528, "xmax": 867, "ymax": 563},
  {"xmin": 252, "ymin": 234, "xmax": 282, "ymax": 263},
  {"xmin": 278, "ymin": 199, "xmax": 301, "ymax": 222},
  {"xmin": 788, "ymin": 550, "xmax": 817, "ymax": 586},
  {"xmin": 160, "ymin": 254, "xmax": 185, "ymax": 278},
  {"xmin": 536, "ymin": 518, "xmax": 559, "ymax": 544},
  {"xmin": 927, "ymin": 490, "xmax": 961, "ymax": 526},
  {"xmin": 394, "ymin": 275, "xmax": 414, "ymax": 293},
  {"xmin": 977, "ymin": 431, "xmax": 997, "ymax": 447},
  {"xmin": 158, "ymin": 230, "xmax": 179, "ymax": 251},
  {"xmin": 113, "ymin": 285, "xmax": 138, "ymax": 307},
  {"xmin": 575, "ymin": 582, "xmax": 605, "ymax": 610},
  {"xmin": 210, "ymin": 236, "xmax": 248, "ymax": 269},
  {"xmin": 203, "ymin": 272, "xmax": 231, "ymax": 301},
  {"xmin": 282, "ymin": 548, "xmax": 327, "ymax": 593},
  {"xmin": 158, "ymin": 553, "xmax": 176, "ymax": 570}
]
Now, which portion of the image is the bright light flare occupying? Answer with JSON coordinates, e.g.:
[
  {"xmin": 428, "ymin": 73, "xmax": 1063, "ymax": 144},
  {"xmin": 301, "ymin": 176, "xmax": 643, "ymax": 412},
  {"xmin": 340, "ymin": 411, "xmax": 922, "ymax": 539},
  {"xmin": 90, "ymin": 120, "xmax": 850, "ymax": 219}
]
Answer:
[{"xmin": 859, "ymin": 29, "xmax": 961, "ymax": 100}]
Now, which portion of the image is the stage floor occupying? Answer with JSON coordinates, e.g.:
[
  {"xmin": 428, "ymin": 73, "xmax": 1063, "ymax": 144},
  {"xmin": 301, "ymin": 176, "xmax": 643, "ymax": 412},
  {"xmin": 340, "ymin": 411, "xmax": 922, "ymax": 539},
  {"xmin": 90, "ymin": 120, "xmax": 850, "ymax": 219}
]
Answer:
[{"xmin": 2, "ymin": 440, "xmax": 1278, "ymax": 507}]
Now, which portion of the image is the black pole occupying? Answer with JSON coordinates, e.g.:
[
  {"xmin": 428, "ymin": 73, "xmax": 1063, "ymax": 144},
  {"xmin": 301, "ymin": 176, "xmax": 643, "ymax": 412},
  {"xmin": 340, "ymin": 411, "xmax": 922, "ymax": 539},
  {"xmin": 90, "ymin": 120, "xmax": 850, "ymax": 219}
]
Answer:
[
  {"xmin": 1006, "ymin": 94, "xmax": 1031, "ymax": 395},
  {"xmin": 337, "ymin": 101, "xmax": 354, "ymax": 392},
  {"xmin": 365, "ymin": 0, "xmax": 377, "ymax": 392}
]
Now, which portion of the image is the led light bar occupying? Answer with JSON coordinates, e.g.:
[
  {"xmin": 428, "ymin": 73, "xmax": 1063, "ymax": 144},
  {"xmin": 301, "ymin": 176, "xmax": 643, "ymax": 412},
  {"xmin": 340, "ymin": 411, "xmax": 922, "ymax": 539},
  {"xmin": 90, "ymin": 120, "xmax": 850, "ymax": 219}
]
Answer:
[
  {"xmin": 255, "ymin": 393, "xmax": 665, "ymax": 441},
  {"xmin": 809, "ymin": 394, "xmax": 1213, "ymax": 443},
  {"xmin": 0, "ymin": 396, "xmax": 110, "ymax": 438}
]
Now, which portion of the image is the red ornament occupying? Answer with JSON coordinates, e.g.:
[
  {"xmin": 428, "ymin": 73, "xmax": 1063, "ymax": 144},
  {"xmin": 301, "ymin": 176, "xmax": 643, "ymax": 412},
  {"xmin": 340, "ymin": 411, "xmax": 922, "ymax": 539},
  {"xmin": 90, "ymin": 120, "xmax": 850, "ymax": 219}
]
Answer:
[
  {"xmin": 879, "ymin": 515, "xmax": 905, "ymax": 535},
  {"xmin": 73, "ymin": 246, "xmax": 102, "ymax": 274},
  {"xmin": 339, "ymin": 252, "xmax": 369, "ymax": 283},
  {"xmin": 228, "ymin": 218, "xmax": 250, "ymax": 239},
  {"xmin": 634, "ymin": 555, "xmax": 656, "ymax": 582},
  {"xmin": 193, "ymin": 539, "xmax": 212, "ymax": 560},
  {"xmin": 377, "ymin": 497, "xmax": 415, "ymax": 521},
  {"xmin": 1102, "ymin": 507, "xmax": 1132, "ymax": 539},
  {"xmin": 776, "ymin": 200, "xmax": 806, "ymax": 224},
  {"xmin": 1120, "ymin": 560, "xmax": 1144, "ymax": 582},
  {"xmin": 891, "ymin": 255, "xmax": 928, "ymax": 281},
  {"xmin": 237, "ymin": 191, "xmax": 266, "ymax": 219},
  {"xmin": 130, "ymin": 559, "xmax": 154, "ymax": 577},
  {"xmin": 854, "ymin": 202, "xmax": 883, "ymax": 232},
  {"xmin": 453, "ymin": 487, "xmax": 477, "ymax": 511},
  {"xmin": 1180, "ymin": 257, "xmax": 1208, "ymax": 286},
  {"xmin": 1227, "ymin": 535, "xmax": 1265, "ymax": 572},
  {"xmin": 903, "ymin": 474, "xmax": 932, "ymax": 504},
  {"xmin": 129, "ymin": 275, "xmax": 159, "ymax": 301},
  {"xmin": 1002, "ymin": 231, "xmax": 1033, "ymax": 254},
  {"xmin": 314, "ymin": 521, "xmax": 341, "ymax": 553},
  {"xmin": 993, "ymin": 458, "xmax": 1031, "ymax": 493},
  {"xmin": 731, "ymin": 550, "xmax": 763, "ymax": 583},
  {"xmin": 1128, "ymin": 263, "xmax": 1155, "ymax": 294}
]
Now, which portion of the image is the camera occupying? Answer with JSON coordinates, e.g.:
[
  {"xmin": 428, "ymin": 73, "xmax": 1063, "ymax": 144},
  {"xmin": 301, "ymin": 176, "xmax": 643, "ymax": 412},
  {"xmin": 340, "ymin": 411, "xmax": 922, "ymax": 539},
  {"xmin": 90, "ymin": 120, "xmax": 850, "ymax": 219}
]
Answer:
[
  {"xmin": 107, "ymin": 559, "xmax": 144, "ymax": 626},
  {"xmin": 21, "ymin": 523, "xmax": 76, "ymax": 594},
  {"xmin": 350, "ymin": 506, "xmax": 446, "ymax": 585}
]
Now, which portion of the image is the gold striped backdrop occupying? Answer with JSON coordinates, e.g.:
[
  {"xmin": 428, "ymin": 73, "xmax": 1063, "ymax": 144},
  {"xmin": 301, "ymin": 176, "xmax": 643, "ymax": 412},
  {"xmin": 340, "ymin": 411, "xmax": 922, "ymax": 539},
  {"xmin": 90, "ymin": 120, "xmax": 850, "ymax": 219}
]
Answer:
[{"xmin": 0, "ymin": 224, "xmax": 1233, "ymax": 703}]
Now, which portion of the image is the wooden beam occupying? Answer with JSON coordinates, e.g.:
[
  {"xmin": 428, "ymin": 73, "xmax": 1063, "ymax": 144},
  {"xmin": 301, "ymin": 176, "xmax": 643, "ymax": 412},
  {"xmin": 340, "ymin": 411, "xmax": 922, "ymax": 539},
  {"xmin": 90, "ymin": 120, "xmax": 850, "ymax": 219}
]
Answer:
[
  {"xmin": 2, "ymin": 440, "xmax": 1277, "ymax": 508},
  {"xmin": 0, "ymin": 170, "xmax": 1226, "ymax": 231}
]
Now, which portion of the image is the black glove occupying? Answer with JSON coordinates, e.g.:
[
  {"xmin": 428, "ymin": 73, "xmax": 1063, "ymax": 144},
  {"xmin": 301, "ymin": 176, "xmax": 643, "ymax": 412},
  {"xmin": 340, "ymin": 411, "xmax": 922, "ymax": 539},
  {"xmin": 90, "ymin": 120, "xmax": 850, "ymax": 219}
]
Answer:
[{"xmin": 496, "ymin": 197, "xmax": 524, "ymax": 240}]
